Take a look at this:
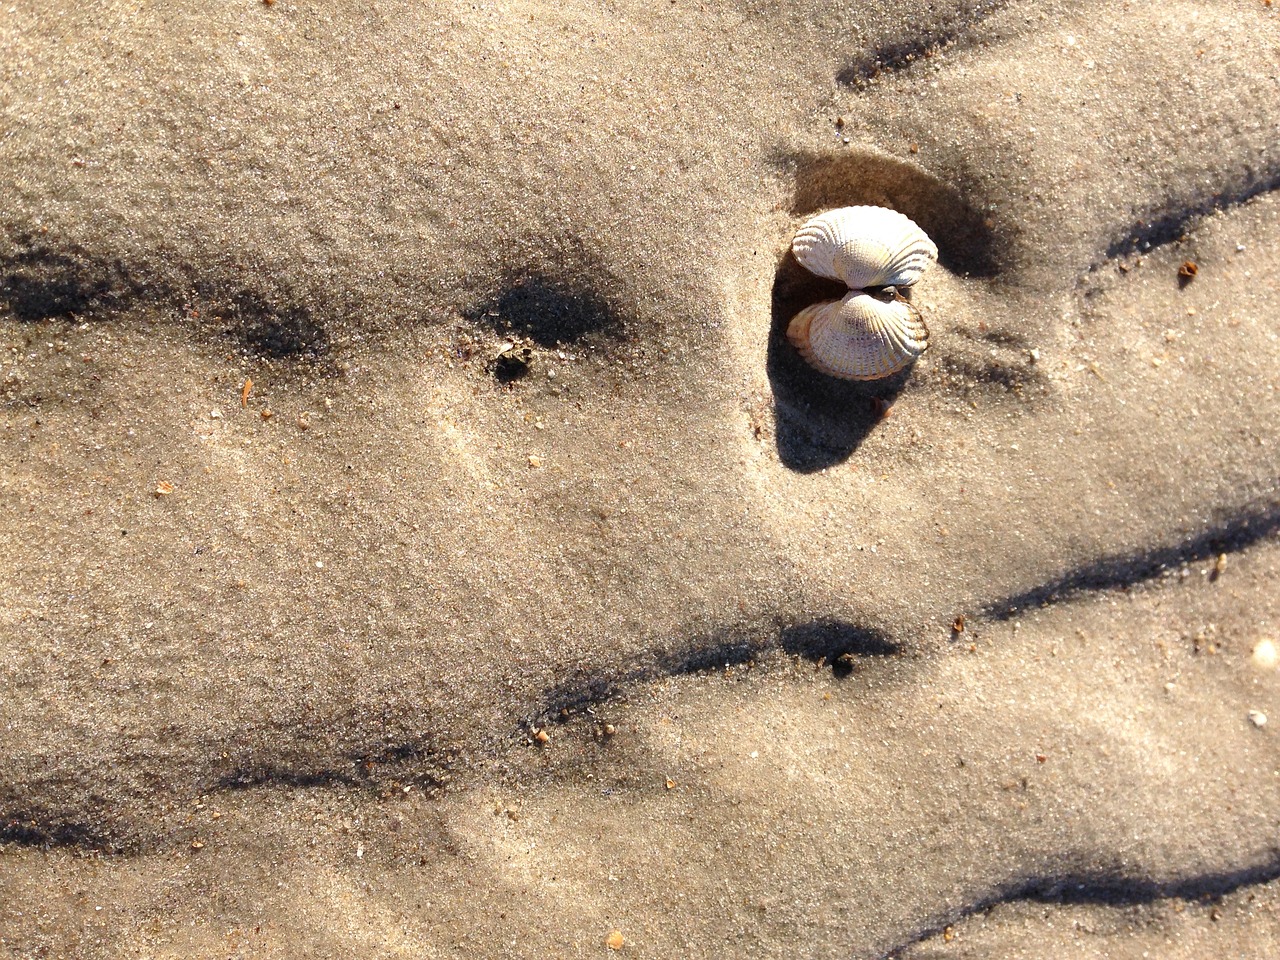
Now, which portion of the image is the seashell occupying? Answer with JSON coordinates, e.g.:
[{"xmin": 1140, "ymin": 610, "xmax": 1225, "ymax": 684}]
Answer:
[
  {"xmin": 791, "ymin": 206, "xmax": 938, "ymax": 289},
  {"xmin": 786, "ymin": 290, "xmax": 929, "ymax": 381}
]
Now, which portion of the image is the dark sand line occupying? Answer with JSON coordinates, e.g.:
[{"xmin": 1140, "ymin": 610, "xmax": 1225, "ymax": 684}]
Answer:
[{"xmin": 882, "ymin": 854, "xmax": 1280, "ymax": 958}]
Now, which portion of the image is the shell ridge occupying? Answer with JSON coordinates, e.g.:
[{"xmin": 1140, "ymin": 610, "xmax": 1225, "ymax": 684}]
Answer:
[
  {"xmin": 786, "ymin": 291, "xmax": 928, "ymax": 381},
  {"xmin": 792, "ymin": 206, "xmax": 938, "ymax": 291}
]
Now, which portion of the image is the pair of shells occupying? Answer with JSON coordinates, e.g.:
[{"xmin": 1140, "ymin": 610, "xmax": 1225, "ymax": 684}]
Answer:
[{"xmin": 787, "ymin": 206, "xmax": 937, "ymax": 380}]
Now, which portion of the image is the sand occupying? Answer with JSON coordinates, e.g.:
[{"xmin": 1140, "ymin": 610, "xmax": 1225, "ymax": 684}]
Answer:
[{"xmin": 2, "ymin": 0, "xmax": 1279, "ymax": 956}]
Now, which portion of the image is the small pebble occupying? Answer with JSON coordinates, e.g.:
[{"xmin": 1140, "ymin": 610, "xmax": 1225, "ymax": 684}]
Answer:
[
  {"xmin": 1251, "ymin": 639, "xmax": 1277, "ymax": 671},
  {"xmin": 1248, "ymin": 710, "xmax": 1267, "ymax": 728}
]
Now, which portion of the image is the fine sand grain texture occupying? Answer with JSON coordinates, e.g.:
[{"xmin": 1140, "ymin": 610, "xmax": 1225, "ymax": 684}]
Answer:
[{"xmin": 2, "ymin": 0, "xmax": 1279, "ymax": 957}]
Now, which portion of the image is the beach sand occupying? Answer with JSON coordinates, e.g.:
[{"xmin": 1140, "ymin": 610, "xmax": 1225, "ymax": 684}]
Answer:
[{"xmin": 2, "ymin": 0, "xmax": 1279, "ymax": 956}]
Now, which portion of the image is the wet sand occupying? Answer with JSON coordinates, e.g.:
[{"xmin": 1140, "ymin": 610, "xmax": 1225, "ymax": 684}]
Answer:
[{"xmin": 2, "ymin": 0, "xmax": 1279, "ymax": 956}]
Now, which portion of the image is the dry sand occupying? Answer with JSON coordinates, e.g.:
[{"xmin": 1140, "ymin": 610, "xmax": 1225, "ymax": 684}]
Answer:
[{"xmin": 2, "ymin": 0, "xmax": 1279, "ymax": 956}]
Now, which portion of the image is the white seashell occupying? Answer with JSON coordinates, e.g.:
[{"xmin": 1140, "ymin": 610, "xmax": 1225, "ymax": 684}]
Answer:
[
  {"xmin": 786, "ymin": 291, "xmax": 929, "ymax": 381},
  {"xmin": 792, "ymin": 206, "xmax": 938, "ymax": 289}
]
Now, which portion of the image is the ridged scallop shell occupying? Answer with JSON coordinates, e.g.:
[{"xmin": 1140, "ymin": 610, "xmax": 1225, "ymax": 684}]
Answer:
[
  {"xmin": 792, "ymin": 206, "xmax": 938, "ymax": 289},
  {"xmin": 786, "ymin": 291, "xmax": 929, "ymax": 381}
]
